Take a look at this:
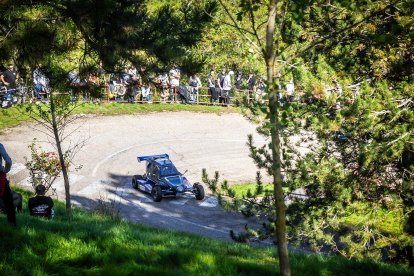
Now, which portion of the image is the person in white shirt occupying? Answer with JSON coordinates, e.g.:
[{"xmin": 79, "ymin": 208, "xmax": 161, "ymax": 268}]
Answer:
[
  {"xmin": 221, "ymin": 71, "xmax": 234, "ymax": 106},
  {"xmin": 169, "ymin": 64, "xmax": 180, "ymax": 103},
  {"xmin": 286, "ymin": 79, "xmax": 295, "ymax": 102}
]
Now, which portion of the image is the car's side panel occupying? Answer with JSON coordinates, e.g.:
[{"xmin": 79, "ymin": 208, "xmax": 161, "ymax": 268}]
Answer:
[{"xmin": 136, "ymin": 177, "xmax": 154, "ymax": 193}]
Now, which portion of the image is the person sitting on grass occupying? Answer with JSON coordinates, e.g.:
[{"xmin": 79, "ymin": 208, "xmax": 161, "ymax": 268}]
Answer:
[{"xmin": 28, "ymin": 184, "xmax": 54, "ymax": 219}]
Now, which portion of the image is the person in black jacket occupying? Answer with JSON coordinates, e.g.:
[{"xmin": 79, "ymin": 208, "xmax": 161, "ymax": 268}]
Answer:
[
  {"xmin": 0, "ymin": 142, "xmax": 16, "ymax": 226},
  {"xmin": 28, "ymin": 185, "xmax": 54, "ymax": 219}
]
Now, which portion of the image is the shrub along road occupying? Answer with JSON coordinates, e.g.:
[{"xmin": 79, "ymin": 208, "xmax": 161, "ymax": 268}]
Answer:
[{"xmin": 2, "ymin": 111, "xmax": 270, "ymax": 241}]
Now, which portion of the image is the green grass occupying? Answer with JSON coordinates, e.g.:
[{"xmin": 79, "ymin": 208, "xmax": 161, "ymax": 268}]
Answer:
[
  {"xmin": 74, "ymin": 102, "xmax": 240, "ymax": 115},
  {"xmin": 0, "ymin": 188, "xmax": 410, "ymax": 275},
  {"xmin": 231, "ymin": 183, "xmax": 274, "ymax": 198},
  {"xmin": 0, "ymin": 108, "xmax": 31, "ymax": 131},
  {"xmin": 0, "ymin": 102, "xmax": 240, "ymax": 132},
  {"xmin": 230, "ymin": 183, "xmax": 291, "ymax": 198}
]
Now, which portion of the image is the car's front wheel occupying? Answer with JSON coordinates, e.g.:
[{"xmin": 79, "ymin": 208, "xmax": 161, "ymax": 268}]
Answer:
[
  {"xmin": 151, "ymin": 186, "xmax": 162, "ymax": 202},
  {"xmin": 194, "ymin": 183, "xmax": 205, "ymax": 200}
]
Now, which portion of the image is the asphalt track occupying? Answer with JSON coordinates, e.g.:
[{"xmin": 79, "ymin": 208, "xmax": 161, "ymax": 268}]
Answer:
[{"xmin": 2, "ymin": 112, "xmax": 271, "ymax": 241}]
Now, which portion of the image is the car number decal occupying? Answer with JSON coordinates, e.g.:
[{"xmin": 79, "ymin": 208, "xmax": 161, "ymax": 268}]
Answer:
[{"xmin": 139, "ymin": 184, "xmax": 146, "ymax": 191}]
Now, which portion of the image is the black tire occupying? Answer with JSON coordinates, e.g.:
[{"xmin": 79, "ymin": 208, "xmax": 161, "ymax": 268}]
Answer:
[
  {"xmin": 132, "ymin": 176, "xmax": 138, "ymax": 189},
  {"xmin": 151, "ymin": 186, "xmax": 162, "ymax": 202},
  {"xmin": 194, "ymin": 183, "xmax": 205, "ymax": 200}
]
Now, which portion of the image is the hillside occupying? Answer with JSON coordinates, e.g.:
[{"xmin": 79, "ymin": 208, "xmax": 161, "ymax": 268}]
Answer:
[{"xmin": 0, "ymin": 189, "xmax": 410, "ymax": 275}]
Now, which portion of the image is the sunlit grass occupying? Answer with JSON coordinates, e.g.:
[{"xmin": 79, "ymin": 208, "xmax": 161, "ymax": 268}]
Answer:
[
  {"xmin": 231, "ymin": 182, "xmax": 274, "ymax": 198},
  {"xmin": 0, "ymin": 187, "xmax": 410, "ymax": 275},
  {"xmin": 0, "ymin": 102, "xmax": 240, "ymax": 132}
]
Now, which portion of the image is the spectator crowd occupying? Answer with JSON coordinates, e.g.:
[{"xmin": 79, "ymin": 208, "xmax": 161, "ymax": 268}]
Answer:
[{"xmin": 1, "ymin": 62, "xmax": 354, "ymax": 109}]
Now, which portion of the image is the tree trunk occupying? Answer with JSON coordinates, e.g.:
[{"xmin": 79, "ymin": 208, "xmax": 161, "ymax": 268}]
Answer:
[
  {"xmin": 50, "ymin": 91, "xmax": 72, "ymax": 217},
  {"xmin": 266, "ymin": 1, "xmax": 290, "ymax": 275},
  {"xmin": 268, "ymin": 70, "xmax": 290, "ymax": 276}
]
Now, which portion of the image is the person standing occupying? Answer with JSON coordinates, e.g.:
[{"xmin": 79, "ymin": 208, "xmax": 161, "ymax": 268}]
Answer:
[
  {"xmin": 158, "ymin": 72, "xmax": 170, "ymax": 103},
  {"xmin": 286, "ymin": 79, "xmax": 295, "ymax": 102},
  {"xmin": 222, "ymin": 71, "xmax": 234, "ymax": 106},
  {"xmin": 188, "ymin": 74, "xmax": 202, "ymax": 103},
  {"xmin": 207, "ymin": 70, "xmax": 217, "ymax": 104},
  {"xmin": 33, "ymin": 64, "xmax": 49, "ymax": 102},
  {"xmin": 217, "ymin": 68, "xmax": 226, "ymax": 105},
  {"xmin": 247, "ymin": 72, "xmax": 256, "ymax": 104},
  {"xmin": 0, "ymin": 143, "xmax": 16, "ymax": 226},
  {"xmin": 169, "ymin": 64, "xmax": 181, "ymax": 103},
  {"xmin": 0, "ymin": 64, "xmax": 19, "ymax": 107},
  {"xmin": 140, "ymin": 67, "xmax": 152, "ymax": 103},
  {"xmin": 235, "ymin": 71, "xmax": 243, "ymax": 90}
]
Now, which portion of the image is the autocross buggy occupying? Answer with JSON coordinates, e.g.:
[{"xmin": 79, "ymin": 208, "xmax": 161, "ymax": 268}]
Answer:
[{"xmin": 132, "ymin": 154, "xmax": 205, "ymax": 202}]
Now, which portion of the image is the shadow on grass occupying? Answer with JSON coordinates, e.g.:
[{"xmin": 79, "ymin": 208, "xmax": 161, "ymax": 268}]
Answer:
[
  {"xmin": 0, "ymin": 179, "xmax": 411, "ymax": 275},
  {"xmin": 0, "ymin": 184, "xmax": 277, "ymax": 275}
]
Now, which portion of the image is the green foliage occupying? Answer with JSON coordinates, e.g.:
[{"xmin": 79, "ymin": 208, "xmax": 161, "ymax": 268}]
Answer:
[
  {"xmin": 0, "ymin": 0, "xmax": 218, "ymax": 78},
  {"xmin": 188, "ymin": 0, "xmax": 266, "ymax": 79}
]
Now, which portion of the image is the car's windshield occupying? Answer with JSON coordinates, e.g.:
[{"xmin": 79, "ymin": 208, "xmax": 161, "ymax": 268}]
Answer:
[{"xmin": 160, "ymin": 164, "xmax": 180, "ymax": 177}]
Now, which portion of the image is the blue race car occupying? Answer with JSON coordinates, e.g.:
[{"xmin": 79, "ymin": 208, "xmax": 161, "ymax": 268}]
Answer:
[{"xmin": 132, "ymin": 154, "xmax": 205, "ymax": 202}]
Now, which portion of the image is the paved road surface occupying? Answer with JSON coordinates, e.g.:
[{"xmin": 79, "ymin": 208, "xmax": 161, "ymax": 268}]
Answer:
[{"xmin": 2, "ymin": 112, "xmax": 271, "ymax": 241}]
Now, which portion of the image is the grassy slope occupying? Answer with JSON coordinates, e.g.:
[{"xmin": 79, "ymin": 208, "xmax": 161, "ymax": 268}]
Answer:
[
  {"xmin": 0, "ymin": 103, "xmax": 239, "ymax": 132},
  {"xmin": 0, "ymin": 188, "xmax": 410, "ymax": 275}
]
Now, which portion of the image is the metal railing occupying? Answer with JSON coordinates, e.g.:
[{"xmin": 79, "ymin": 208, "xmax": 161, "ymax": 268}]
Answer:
[{"xmin": 101, "ymin": 85, "xmax": 259, "ymax": 106}]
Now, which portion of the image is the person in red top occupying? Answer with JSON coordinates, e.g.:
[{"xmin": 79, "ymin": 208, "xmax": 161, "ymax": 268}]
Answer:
[{"xmin": 0, "ymin": 142, "xmax": 16, "ymax": 226}]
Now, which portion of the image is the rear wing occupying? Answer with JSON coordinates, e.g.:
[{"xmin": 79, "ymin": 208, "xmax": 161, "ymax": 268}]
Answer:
[{"xmin": 137, "ymin": 154, "xmax": 169, "ymax": 163}]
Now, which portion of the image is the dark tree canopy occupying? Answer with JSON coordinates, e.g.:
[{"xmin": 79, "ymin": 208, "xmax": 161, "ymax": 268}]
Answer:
[{"xmin": 0, "ymin": 0, "xmax": 218, "ymax": 76}]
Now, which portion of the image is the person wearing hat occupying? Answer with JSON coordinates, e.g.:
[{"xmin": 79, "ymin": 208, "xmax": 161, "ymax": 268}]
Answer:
[{"xmin": 28, "ymin": 184, "xmax": 54, "ymax": 219}]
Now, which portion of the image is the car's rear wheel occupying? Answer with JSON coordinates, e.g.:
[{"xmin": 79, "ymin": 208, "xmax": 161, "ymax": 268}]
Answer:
[
  {"xmin": 151, "ymin": 186, "xmax": 162, "ymax": 202},
  {"xmin": 132, "ymin": 177, "xmax": 138, "ymax": 189},
  {"xmin": 194, "ymin": 183, "xmax": 205, "ymax": 200}
]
